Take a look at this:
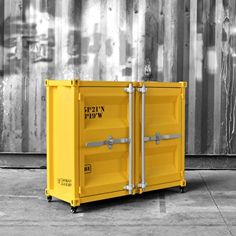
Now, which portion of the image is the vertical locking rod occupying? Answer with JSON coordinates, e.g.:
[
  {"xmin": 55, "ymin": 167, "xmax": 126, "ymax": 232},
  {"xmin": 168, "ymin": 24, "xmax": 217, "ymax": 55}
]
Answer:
[
  {"xmin": 138, "ymin": 85, "xmax": 147, "ymax": 190},
  {"xmin": 124, "ymin": 83, "xmax": 134, "ymax": 194}
]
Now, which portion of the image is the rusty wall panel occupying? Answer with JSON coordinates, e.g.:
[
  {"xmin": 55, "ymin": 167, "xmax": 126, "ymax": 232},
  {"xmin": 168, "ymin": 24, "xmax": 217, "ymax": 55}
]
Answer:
[
  {"xmin": 183, "ymin": 0, "xmax": 190, "ymax": 153},
  {"xmin": 226, "ymin": 0, "xmax": 236, "ymax": 153},
  {"xmin": 2, "ymin": 0, "xmax": 24, "ymax": 152},
  {"xmin": 187, "ymin": 0, "xmax": 236, "ymax": 154},
  {"xmin": 79, "ymin": 0, "xmax": 137, "ymax": 81},
  {"xmin": 163, "ymin": 0, "xmax": 178, "ymax": 82},
  {"xmin": 0, "ymin": 0, "xmax": 236, "ymax": 155},
  {"xmin": 0, "ymin": 0, "xmax": 4, "ymax": 151}
]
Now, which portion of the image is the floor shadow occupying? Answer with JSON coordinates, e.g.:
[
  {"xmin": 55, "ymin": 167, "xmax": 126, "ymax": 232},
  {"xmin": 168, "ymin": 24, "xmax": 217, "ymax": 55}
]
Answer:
[
  {"xmin": 187, "ymin": 171, "xmax": 232, "ymax": 192},
  {"xmin": 46, "ymin": 172, "xmax": 230, "ymax": 213},
  {"xmin": 185, "ymin": 177, "xmax": 205, "ymax": 192},
  {"xmin": 77, "ymin": 189, "xmax": 178, "ymax": 213}
]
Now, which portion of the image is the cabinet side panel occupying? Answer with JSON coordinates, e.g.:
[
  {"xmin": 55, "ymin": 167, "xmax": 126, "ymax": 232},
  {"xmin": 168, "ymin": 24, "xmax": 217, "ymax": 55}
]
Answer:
[{"xmin": 46, "ymin": 85, "xmax": 77, "ymax": 203}]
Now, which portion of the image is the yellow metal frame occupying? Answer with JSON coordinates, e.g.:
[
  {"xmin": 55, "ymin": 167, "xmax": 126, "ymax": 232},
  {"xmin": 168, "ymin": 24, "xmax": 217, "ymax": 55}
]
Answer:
[{"xmin": 45, "ymin": 80, "xmax": 187, "ymax": 207}]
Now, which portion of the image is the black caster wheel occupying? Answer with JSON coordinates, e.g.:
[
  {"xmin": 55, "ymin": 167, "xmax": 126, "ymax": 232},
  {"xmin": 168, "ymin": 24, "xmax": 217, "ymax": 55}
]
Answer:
[
  {"xmin": 180, "ymin": 186, "xmax": 186, "ymax": 193},
  {"xmin": 47, "ymin": 196, "xmax": 52, "ymax": 202},
  {"xmin": 71, "ymin": 206, "xmax": 78, "ymax": 214}
]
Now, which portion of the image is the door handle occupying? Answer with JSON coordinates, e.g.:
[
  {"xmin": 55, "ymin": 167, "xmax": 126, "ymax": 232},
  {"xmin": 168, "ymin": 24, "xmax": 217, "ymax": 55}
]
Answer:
[
  {"xmin": 144, "ymin": 132, "xmax": 181, "ymax": 144},
  {"xmin": 86, "ymin": 136, "xmax": 129, "ymax": 149}
]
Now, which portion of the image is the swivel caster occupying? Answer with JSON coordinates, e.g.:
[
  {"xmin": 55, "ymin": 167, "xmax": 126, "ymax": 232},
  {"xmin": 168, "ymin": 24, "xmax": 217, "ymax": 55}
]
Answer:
[
  {"xmin": 71, "ymin": 206, "xmax": 78, "ymax": 214},
  {"xmin": 47, "ymin": 196, "xmax": 52, "ymax": 202},
  {"xmin": 180, "ymin": 186, "xmax": 186, "ymax": 193}
]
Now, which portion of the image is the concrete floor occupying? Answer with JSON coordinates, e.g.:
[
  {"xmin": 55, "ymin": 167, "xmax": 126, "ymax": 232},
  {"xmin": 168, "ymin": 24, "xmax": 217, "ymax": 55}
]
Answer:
[{"xmin": 0, "ymin": 170, "xmax": 236, "ymax": 236}]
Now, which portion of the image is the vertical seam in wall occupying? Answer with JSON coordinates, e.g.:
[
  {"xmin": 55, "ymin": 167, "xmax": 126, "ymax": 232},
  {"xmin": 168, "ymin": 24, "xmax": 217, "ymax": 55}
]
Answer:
[{"xmin": 188, "ymin": 0, "xmax": 197, "ymax": 154}]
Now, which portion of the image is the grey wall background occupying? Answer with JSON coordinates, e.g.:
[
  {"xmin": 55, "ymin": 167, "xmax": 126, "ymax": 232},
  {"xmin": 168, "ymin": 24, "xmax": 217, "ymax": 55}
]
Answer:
[{"xmin": 0, "ymin": 0, "xmax": 235, "ymax": 155}]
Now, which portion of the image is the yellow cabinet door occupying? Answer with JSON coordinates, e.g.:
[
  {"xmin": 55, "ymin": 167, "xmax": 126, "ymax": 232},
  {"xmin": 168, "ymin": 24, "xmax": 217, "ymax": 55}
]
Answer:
[
  {"xmin": 136, "ymin": 85, "xmax": 184, "ymax": 191},
  {"xmin": 79, "ymin": 86, "xmax": 134, "ymax": 197}
]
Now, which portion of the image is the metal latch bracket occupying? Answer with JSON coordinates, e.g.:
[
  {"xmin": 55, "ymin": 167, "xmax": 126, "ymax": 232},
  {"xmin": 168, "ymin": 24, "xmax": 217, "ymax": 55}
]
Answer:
[
  {"xmin": 86, "ymin": 136, "xmax": 129, "ymax": 149},
  {"xmin": 138, "ymin": 182, "xmax": 147, "ymax": 189},
  {"xmin": 144, "ymin": 132, "xmax": 181, "ymax": 144},
  {"xmin": 124, "ymin": 184, "xmax": 134, "ymax": 194},
  {"xmin": 124, "ymin": 85, "xmax": 135, "ymax": 94},
  {"xmin": 137, "ymin": 85, "xmax": 147, "ymax": 94}
]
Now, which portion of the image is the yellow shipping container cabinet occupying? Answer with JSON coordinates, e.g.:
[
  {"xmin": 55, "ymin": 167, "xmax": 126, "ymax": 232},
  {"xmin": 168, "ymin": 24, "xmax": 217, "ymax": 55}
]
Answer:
[{"xmin": 45, "ymin": 80, "xmax": 187, "ymax": 213}]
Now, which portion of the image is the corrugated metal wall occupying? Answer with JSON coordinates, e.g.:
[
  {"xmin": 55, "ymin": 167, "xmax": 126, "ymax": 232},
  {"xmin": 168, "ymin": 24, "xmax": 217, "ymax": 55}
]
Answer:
[
  {"xmin": 188, "ymin": 0, "xmax": 236, "ymax": 154},
  {"xmin": 0, "ymin": 0, "xmax": 235, "ymax": 155}
]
